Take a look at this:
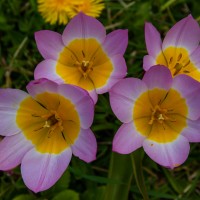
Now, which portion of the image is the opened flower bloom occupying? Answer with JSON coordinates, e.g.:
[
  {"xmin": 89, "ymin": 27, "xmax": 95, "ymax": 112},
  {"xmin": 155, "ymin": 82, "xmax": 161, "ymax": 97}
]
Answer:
[
  {"xmin": 34, "ymin": 12, "xmax": 128, "ymax": 103},
  {"xmin": 143, "ymin": 15, "xmax": 200, "ymax": 81},
  {"xmin": 110, "ymin": 66, "xmax": 200, "ymax": 168},
  {"xmin": 0, "ymin": 79, "xmax": 96, "ymax": 192},
  {"xmin": 37, "ymin": 0, "xmax": 104, "ymax": 25}
]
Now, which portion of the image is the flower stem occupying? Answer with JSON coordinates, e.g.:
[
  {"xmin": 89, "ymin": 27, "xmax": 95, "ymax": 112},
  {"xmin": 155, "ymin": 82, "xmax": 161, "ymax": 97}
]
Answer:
[
  {"xmin": 103, "ymin": 152, "xmax": 133, "ymax": 200},
  {"xmin": 131, "ymin": 148, "xmax": 149, "ymax": 200}
]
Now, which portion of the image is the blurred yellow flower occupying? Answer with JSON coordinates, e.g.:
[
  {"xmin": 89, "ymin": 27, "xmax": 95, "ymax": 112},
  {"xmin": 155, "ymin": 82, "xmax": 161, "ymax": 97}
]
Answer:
[
  {"xmin": 37, "ymin": 0, "xmax": 105, "ymax": 25},
  {"xmin": 69, "ymin": 0, "xmax": 105, "ymax": 18}
]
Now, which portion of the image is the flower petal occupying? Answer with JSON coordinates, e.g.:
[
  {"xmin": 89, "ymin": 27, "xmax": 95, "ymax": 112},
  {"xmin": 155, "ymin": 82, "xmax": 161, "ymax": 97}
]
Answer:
[
  {"xmin": 182, "ymin": 118, "xmax": 200, "ymax": 142},
  {"xmin": 109, "ymin": 78, "xmax": 147, "ymax": 123},
  {"xmin": 0, "ymin": 89, "xmax": 29, "ymax": 136},
  {"xmin": 57, "ymin": 84, "xmax": 94, "ymax": 128},
  {"xmin": 142, "ymin": 65, "xmax": 172, "ymax": 90},
  {"xmin": 172, "ymin": 74, "xmax": 200, "ymax": 120},
  {"xmin": 143, "ymin": 135, "xmax": 190, "ymax": 169},
  {"xmin": 102, "ymin": 29, "xmax": 128, "ymax": 56},
  {"xmin": 62, "ymin": 12, "xmax": 106, "ymax": 46},
  {"xmin": 93, "ymin": 55, "xmax": 127, "ymax": 94},
  {"xmin": 143, "ymin": 55, "xmax": 156, "ymax": 71},
  {"xmin": 113, "ymin": 122, "xmax": 145, "ymax": 154},
  {"xmin": 162, "ymin": 15, "xmax": 200, "ymax": 52},
  {"xmin": 21, "ymin": 147, "xmax": 72, "ymax": 193},
  {"xmin": 71, "ymin": 128, "xmax": 97, "ymax": 162},
  {"xmin": 26, "ymin": 78, "xmax": 58, "ymax": 98},
  {"xmin": 145, "ymin": 22, "xmax": 162, "ymax": 57},
  {"xmin": 190, "ymin": 46, "xmax": 200, "ymax": 69},
  {"xmin": 34, "ymin": 60, "xmax": 64, "ymax": 84},
  {"xmin": 0, "ymin": 134, "xmax": 33, "ymax": 170},
  {"xmin": 35, "ymin": 30, "xmax": 64, "ymax": 60}
]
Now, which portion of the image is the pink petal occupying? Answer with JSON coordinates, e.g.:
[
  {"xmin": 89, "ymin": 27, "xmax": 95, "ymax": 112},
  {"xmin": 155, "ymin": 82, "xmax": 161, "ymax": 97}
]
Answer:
[
  {"xmin": 113, "ymin": 122, "xmax": 145, "ymax": 154},
  {"xmin": 145, "ymin": 22, "xmax": 162, "ymax": 57},
  {"xmin": 190, "ymin": 46, "xmax": 200, "ymax": 68},
  {"xmin": 172, "ymin": 74, "xmax": 200, "ymax": 120},
  {"xmin": 71, "ymin": 128, "xmax": 97, "ymax": 162},
  {"xmin": 143, "ymin": 55, "xmax": 157, "ymax": 71},
  {"xmin": 62, "ymin": 13, "xmax": 106, "ymax": 46},
  {"xmin": 94, "ymin": 55, "xmax": 127, "ymax": 94},
  {"xmin": 35, "ymin": 30, "xmax": 64, "ymax": 60},
  {"xmin": 26, "ymin": 78, "xmax": 58, "ymax": 98},
  {"xmin": 21, "ymin": 147, "xmax": 72, "ymax": 193},
  {"xmin": 34, "ymin": 60, "xmax": 69, "ymax": 84},
  {"xmin": 0, "ymin": 134, "xmax": 33, "ymax": 170},
  {"xmin": 182, "ymin": 118, "xmax": 200, "ymax": 142},
  {"xmin": 143, "ymin": 135, "xmax": 190, "ymax": 169},
  {"xmin": 102, "ymin": 29, "xmax": 128, "ymax": 56},
  {"xmin": 142, "ymin": 65, "xmax": 172, "ymax": 90},
  {"xmin": 163, "ymin": 15, "xmax": 200, "ymax": 52},
  {"xmin": 57, "ymin": 84, "xmax": 94, "ymax": 129},
  {"xmin": 109, "ymin": 78, "xmax": 147, "ymax": 123},
  {"xmin": 0, "ymin": 89, "xmax": 29, "ymax": 136},
  {"xmin": 87, "ymin": 89, "xmax": 98, "ymax": 104}
]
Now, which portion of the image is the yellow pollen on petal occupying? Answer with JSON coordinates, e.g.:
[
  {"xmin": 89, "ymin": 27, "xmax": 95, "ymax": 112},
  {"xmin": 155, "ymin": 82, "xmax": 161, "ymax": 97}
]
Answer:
[
  {"xmin": 16, "ymin": 93, "xmax": 80, "ymax": 154},
  {"xmin": 133, "ymin": 88, "xmax": 188, "ymax": 143},
  {"xmin": 56, "ymin": 38, "xmax": 113, "ymax": 91},
  {"xmin": 156, "ymin": 46, "xmax": 200, "ymax": 81}
]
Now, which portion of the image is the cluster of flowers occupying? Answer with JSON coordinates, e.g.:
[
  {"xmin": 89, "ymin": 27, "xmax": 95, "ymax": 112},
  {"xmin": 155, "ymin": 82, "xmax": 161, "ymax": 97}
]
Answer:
[
  {"xmin": 37, "ymin": 0, "xmax": 105, "ymax": 25},
  {"xmin": 1, "ymin": 13, "xmax": 200, "ymax": 193}
]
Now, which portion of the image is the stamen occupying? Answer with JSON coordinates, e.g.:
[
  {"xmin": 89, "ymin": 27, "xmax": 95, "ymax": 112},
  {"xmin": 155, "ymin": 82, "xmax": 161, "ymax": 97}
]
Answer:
[
  {"xmin": 169, "ymin": 57, "xmax": 173, "ymax": 64},
  {"xmin": 177, "ymin": 53, "xmax": 182, "ymax": 61}
]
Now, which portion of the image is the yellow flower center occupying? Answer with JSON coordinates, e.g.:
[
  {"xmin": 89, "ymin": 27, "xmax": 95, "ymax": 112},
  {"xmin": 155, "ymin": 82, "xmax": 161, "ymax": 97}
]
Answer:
[
  {"xmin": 148, "ymin": 105, "xmax": 175, "ymax": 125},
  {"xmin": 56, "ymin": 38, "xmax": 113, "ymax": 91},
  {"xmin": 133, "ymin": 88, "xmax": 188, "ymax": 143},
  {"xmin": 16, "ymin": 92, "xmax": 80, "ymax": 154},
  {"xmin": 156, "ymin": 47, "xmax": 200, "ymax": 81}
]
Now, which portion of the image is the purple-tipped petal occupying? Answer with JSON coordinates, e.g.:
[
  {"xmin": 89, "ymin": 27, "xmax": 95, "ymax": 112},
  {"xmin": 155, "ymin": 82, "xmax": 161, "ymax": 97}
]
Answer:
[
  {"xmin": 143, "ymin": 55, "xmax": 157, "ymax": 71},
  {"xmin": 35, "ymin": 30, "xmax": 64, "ymax": 60},
  {"xmin": 26, "ymin": 78, "xmax": 58, "ymax": 98},
  {"xmin": 172, "ymin": 74, "xmax": 200, "ymax": 120},
  {"xmin": 71, "ymin": 128, "xmax": 97, "ymax": 162},
  {"xmin": 34, "ymin": 60, "xmax": 64, "ymax": 84},
  {"xmin": 163, "ymin": 15, "xmax": 200, "ymax": 52},
  {"xmin": 113, "ymin": 122, "xmax": 145, "ymax": 154},
  {"xmin": 0, "ymin": 89, "xmax": 29, "ymax": 136},
  {"xmin": 182, "ymin": 118, "xmax": 200, "ymax": 142},
  {"xmin": 143, "ymin": 66, "xmax": 173, "ymax": 90},
  {"xmin": 143, "ymin": 135, "xmax": 190, "ymax": 169},
  {"xmin": 94, "ymin": 55, "xmax": 127, "ymax": 94},
  {"xmin": 58, "ymin": 84, "xmax": 94, "ymax": 128},
  {"xmin": 145, "ymin": 22, "xmax": 162, "ymax": 57},
  {"xmin": 21, "ymin": 147, "xmax": 72, "ymax": 193},
  {"xmin": 102, "ymin": 29, "xmax": 128, "ymax": 56},
  {"xmin": 0, "ymin": 134, "xmax": 33, "ymax": 170},
  {"xmin": 109, "ymin": 78, "xmax": 147, "ymax": 123},
  {"xmin": 62, "ymin": 13, "xmax": 106, "ymax": 46}
]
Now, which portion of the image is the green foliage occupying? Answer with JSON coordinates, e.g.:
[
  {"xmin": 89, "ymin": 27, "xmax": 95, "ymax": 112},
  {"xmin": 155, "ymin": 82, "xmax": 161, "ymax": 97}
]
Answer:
[{"xmin": 0, "ymin": 0, "xmax": 200, "ymax": 199}]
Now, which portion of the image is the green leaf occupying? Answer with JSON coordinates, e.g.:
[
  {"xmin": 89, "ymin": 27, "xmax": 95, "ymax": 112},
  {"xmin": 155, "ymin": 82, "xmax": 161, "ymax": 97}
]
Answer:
[
  {"xmin": 103, "ymin": 152, "xmax": 133, "ymax": 200},
  {"xmin": 52, "ymin": 190, "xmax": 79, "ymax": 200},
  {"xmin": 131, "ymin": 149, "xmax": 150, "ymax": 200},
  {"xmin": 12, "ymin": 194, "xmax": 36, "ymax": 200}
]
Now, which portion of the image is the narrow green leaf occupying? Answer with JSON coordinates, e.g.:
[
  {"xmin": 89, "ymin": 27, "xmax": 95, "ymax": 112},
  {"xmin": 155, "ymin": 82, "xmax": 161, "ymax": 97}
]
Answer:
[
  {"xmin": 131, "ymin": 149, "xmax": 149, "ymax": 200},
  {"xmin": 103, "ymin": 152, "xmax": 133, "ymax": 200}
]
